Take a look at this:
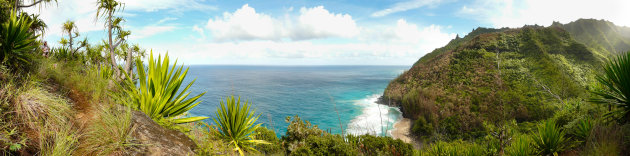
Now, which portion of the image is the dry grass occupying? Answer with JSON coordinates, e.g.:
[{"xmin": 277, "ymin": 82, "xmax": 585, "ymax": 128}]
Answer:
[
  {"xmin": 78, "ymin": 104, "xmax": 138, "ymax": 155},
  {"xmin": 16, "ymin": 85, "xmax": 79, "ymax": 155}
]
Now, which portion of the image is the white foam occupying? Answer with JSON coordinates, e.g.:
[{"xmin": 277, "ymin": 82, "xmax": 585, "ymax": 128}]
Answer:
[{"xmin": 346, "ymin": 94, "xmax": 402, "ymax": 136}]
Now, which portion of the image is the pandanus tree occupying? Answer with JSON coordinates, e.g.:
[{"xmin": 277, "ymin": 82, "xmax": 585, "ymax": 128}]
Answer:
[
  {"xmin": 591, "ymin": 51, "xmax": 630, "ymax": 123},
  {"xmin": 61, "ymin": 20, "xmax": 77, "ymax": 52},
  {"xmin": 96, "ymin": 0, "xmax": 130, "ymax": 78}
]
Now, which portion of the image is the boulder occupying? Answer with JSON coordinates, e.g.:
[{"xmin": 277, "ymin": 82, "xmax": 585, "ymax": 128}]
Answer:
[{"xmin": 129, "ymin": 111, "xmax": 197, "ymax": 156}]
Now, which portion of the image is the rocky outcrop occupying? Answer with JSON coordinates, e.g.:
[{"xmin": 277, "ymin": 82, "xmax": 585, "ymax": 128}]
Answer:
[{"xmin": 129, "ymin": 111, "xmax": 197, "ymax": 156}]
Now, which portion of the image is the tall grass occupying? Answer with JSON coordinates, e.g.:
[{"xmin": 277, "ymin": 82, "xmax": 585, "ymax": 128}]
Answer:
[
  {"xmin": 581, "ymin": 124, "xmax": 624, "ymax": 155},
  {"xmin": 16, "ymin": 86, "xmax": 79, "ymax": 155},
  {"xmin": 506, "ymin": 134, "xmax": 534, "ymax": 156},
  {"xmin": 79, "ymin": 104, "xmax": 138, "ymax": 155}
]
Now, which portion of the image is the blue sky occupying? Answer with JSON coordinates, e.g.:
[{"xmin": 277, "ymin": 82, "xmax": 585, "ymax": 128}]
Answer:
[{"xmin": 26, "ymin": 0, "xmax": 630, "ymax": 65}]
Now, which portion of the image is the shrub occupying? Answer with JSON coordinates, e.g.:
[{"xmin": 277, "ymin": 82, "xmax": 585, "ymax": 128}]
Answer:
[
  {"xmin": 254, "ymin": 126, "xmax": 282, "ymax": 154},
  {"xmin": 531, "ymin": 120, "xmax": 570, "ymax": 155},
  {"xmin": 302, "ymin": 134, "xmax": 356, "ymax": 156},
  {"xmin": 412, "ymin": 117, "xmax": 434, "ymax": 137},
  {"xmin": 290, "ymin": 146, "xmax": 313, "ymax": 156},
  {"xmin": 122, "ymin": 51, "xmax": 207, "ymax": 124},
  {"xmin": 590, "ymin": 51, "xmax": 630, "ymax": 123},
  {"xmin": 0, "ymin": 11, "xmax": 38, "ymax": 72},
  {"xmin": 348, "ymin": 134, "xmax": 414, "ymax": 156},
  {"xmin": 211, "ymin": 95, "xmax": 267, "ymax": 156},
  {"xmin": 281, "ymin": 115, "xmax": 324, "ymax": 152}
]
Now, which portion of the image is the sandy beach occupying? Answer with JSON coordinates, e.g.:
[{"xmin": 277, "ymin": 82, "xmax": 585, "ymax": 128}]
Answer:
[{"xmin": 391, "ymin": 118, "xmax": 421, "ymax": 148}]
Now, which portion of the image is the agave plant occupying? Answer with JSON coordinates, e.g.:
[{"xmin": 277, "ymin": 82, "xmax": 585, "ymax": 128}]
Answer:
[
  {"xmin": 212, "ymin": 96, "xmax": 268, "ymax": 156},
  {"xmin": 506, "ymin": 135, "xmax": 534, "ymax": 156},
  {"xmin": 591, "ymin": 51, "xmax": 630, "ymax": 123},
  {"xmin": 573, "ymin": 118, "xmax": 593, "ymax": 141},
  {"xmin": 0, "ymin": 10, "xmax": 38, "ymax": 71},
  {"xmin": 531, "ymin": 120, "xmax": 570, "ymax": 155},
  {"xmin": 122, "ymin": 51, "xmax": 207, "ymax": 124}
]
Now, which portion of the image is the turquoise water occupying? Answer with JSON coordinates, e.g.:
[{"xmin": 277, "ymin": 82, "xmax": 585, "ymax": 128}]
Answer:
[{"xmin": 185, "ymin": 66, "xmax": 408, "ymax": 137}]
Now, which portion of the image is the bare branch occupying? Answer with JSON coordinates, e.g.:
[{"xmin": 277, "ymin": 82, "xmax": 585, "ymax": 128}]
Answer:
[{"xmin": 17, "ymin": 0, "xmax": 44, "ymax": 8}]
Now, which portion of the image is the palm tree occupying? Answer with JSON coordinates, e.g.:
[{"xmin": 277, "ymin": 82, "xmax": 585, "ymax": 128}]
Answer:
[{"xmin": 591, "ymin": 51, "xmax": 630, "ymax": 123}]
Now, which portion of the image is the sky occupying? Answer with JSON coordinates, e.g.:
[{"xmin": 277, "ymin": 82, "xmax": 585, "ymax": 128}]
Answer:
[{"xmin": 25, "ymin": 0, "xmax": 630, "ymax": 65}]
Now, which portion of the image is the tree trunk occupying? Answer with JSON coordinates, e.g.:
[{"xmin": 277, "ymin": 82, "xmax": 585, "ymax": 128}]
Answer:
[
  {"xmin": 68, "ymin": 32, "xmax": 74, "ymax": 55},
  {"xmin": 124, "ymin": 47, "xmax": 133, "ymax": 80},
  {"xmin": 107, "ymin": 11, "xmax": 120, "ymax": 78}
]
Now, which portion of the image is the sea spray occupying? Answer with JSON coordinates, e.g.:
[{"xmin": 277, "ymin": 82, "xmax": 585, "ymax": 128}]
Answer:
[{"xmin": 346, "ymin": 94, "xmax": 402, "ymax": 136}]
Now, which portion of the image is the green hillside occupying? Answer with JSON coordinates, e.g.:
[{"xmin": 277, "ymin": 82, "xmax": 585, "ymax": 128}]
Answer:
[
  {"xmin": 382, "ymin": 19, "xmax": 630, "ymax": 143},
  {"xmin": 560, "ymin": 19, "xmax": 630, "ymax": 59}
]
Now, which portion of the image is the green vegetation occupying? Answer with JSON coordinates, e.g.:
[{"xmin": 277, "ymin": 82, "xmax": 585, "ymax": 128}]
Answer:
[
  {"xmin": 591, "ymin": 51, "xmax": 630, "ymax": 123},
  {"xmin": 531, "ymin": 120, "xmax": 570, "ymax": 155},
  {"xmin": 122, "ymin": 51, "xmax": 207, "ymax": 124},
  {"xmin": 0, "ymin": 11, "xmax": 37, "ymax": 72},
  {"xmin": 1, "ymin": 0, "xmax": 630, "ymax": 155},
  {"xmin": 211, "ymin": 96, "xmax": 267, "ymax": 155},
  {"xmin": 384, "ymin": 19, "xmax": 630, "ymax": 155}
]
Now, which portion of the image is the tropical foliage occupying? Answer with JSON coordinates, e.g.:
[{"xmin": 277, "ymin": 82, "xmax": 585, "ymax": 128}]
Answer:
[
  {"xmin": 591, "ymin": 51, "xmax": 630, "ymax": 123},
  {"xmin": 0, "ymin": 11, "xmax": 37, "ymax": 71},
  {"xmin": 531, "ymin": 120, "xmax": 570, "ymax": 155},
  {"xmin": 211, "ymin": 96, "xmax": 267, "ymax": 155},
  {"xmin": 122, "ymin": 51, "xmax": 207, "ymax": 124}
]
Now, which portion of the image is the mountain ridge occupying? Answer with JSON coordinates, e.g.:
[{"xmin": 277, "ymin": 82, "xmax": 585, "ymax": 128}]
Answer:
[{"xmin": 380, "ymin": 18, "xmax": 630, "ymax": 140}]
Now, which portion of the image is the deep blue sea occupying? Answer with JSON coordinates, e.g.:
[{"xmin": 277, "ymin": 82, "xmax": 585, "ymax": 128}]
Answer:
[{"xmin": 184, "ymin": 65, "xmax": 408, "ymax": 137}]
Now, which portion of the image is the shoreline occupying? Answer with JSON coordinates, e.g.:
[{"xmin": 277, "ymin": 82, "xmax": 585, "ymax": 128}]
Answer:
[{"xmin": 390, "ymin": 118, "xmax": 420, "ymax": 148}]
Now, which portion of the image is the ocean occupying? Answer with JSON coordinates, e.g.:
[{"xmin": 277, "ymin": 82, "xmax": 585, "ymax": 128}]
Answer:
[{"xmin": 184, "ymin": 65, "xmax": 408, "ymax": 137}]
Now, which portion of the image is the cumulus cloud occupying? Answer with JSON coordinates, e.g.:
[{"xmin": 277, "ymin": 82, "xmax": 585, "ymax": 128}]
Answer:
[
  {"xmin": 371, "ymin": 0, "xmax": 444, "ymax": 17},
  {"xmin": 205, "ymin": 4, "xmax": 359, "ymax": 41},
  {"xmin": 206, "ymin": 4, "xmax": 284, "ymax": 41},
  {"xmin": 291, "ymin": 6, "xmax": 359, "ymax": 40},
  {"xmin": 458, "ymin": 0, "xmax": 630, "ymax": 27},
  {"xmin": 23, "ymin": 0, "xmax": 100, "ymax": 38},
  {"xmin": 163, "ymin": 19, "xmax": 455, "ymax": 65}
]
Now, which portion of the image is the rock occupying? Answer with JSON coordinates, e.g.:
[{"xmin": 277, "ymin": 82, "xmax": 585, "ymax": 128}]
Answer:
[{"xmin": 129, "ymin": 111, "xmax": 197, "ymax": 156}]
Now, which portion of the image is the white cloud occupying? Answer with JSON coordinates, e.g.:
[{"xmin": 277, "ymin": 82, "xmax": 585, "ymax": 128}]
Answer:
[
  {"xmin": 458, "ymin": 0, "xmax": 630, "ymax": 27},
  {"xmin": 23, "ymin": 0, "xmax": 101, "ymax": 43},
  {"xmin": 205, "ymin": 4, "xmax": 359, "ymax": 41},
  {"xmin": 206, "ymin": 4, "xmax": 284, "ymax": 41},
  {"xmin": 165, "ymin": 19, "xmax": 454, "ymax": 65},
  {"xmin": 192, "ymin": 25, "xmax": 206, "ymax": 40},
  {"xmin": 130, "ymin": 26, "xmax": 176, "ymax": 40},
  {"xmin": 192, "ymin": 4, "xmax": 456, "ymax": 65},
  {"xmin": 371, "ymin": 0, "xmax": 444, "ymax": 17},
  {"xmin": 120, "ymin": 0, "xmax": 217, "ymax": 12},
  {"xmin": 291, "ymin": 6, "xmax": 359, "ymax": 40},
  {"xmin": 156, "ymin": 17, "xmax": 177, "ymax": 25}
]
